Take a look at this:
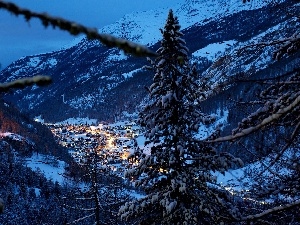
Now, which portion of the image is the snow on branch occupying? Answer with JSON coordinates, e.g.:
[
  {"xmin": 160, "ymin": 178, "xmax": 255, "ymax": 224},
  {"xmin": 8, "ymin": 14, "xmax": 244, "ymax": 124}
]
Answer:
[
  {"xmin": 241, "ymin": 199, "xmax": 300, "ymax": 221},
  {"xmin": 0, "ymin": 1, "xmax": 157, "ymax": 57},
  {"xmin": 0, "ymin": 75, "xmax": 52, "ymax": 92},
  {"xmin": 208, "ymin": 94, "xmax": 300, "ymax": 142}
]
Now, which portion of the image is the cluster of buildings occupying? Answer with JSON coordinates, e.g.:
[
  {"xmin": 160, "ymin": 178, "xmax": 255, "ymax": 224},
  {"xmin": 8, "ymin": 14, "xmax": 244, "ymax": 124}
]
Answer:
[{"xmin": 47, "ymin": 121, "xmax": 142, "ymax": 177}]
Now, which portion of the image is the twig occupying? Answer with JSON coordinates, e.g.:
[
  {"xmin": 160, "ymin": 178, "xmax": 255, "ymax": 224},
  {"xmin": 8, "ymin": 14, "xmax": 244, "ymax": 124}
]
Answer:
[
  {"xmin": 241, "ymin": 199, "xmax": 300, "ymax": 221},
  {"xmin": 208, "ymin": 94, "xmax": 300, "ymax": 142},
  {"xmin": 0, "ymin": 75, "xmax": 52, "ymax": 92},
  {"xmin": 0, "ymin": 1, "xmax": 157, "ymax": 57}
]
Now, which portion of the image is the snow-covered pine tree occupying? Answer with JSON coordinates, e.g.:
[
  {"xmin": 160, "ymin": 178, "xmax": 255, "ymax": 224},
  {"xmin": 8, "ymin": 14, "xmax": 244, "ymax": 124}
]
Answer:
[{"xmin": 119, "ymin": 9, "xmax": 243, "ymax": 225}]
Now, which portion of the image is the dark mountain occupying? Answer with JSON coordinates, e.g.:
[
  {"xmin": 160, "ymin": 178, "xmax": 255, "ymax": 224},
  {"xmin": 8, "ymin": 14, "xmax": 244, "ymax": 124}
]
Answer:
[{"xmin": 0, "ymin": 99, "xmax": 71, "ymax": 161}]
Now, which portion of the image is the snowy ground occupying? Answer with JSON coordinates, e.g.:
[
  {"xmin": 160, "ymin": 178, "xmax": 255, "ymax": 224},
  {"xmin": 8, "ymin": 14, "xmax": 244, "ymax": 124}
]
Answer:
[
  {"xmin": 25, "ymin": 154, "xmax": 67, "ymax": 184},
  {"xmin": 191, "ymin": 40, "xmax": 237, "ymax": 62},
  {"xmin": 195, "ymin": 108, "xmax": 229, "ymax": 140},
  {"xmin": 25, "ymin": 149, "xmax": 248, "ymax": 194}
]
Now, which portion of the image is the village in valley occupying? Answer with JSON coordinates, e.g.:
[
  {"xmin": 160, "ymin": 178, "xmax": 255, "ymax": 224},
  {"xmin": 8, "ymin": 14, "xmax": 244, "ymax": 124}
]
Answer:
[{"xmin": 46, "ymin": 120, "xmax": 146, "ymax": 178}]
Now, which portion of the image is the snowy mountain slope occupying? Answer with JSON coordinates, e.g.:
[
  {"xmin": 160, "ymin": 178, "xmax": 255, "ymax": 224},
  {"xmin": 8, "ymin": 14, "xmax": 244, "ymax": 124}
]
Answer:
[
  {"xmin": 26, "ymin": 154, "xmax": 67, "ymax": 184},
  {"xmin": 96, "ymin": 0, "xmax": 273, "ymax": 46},
  {"xmin": 0, "ymin": 0, "xmax": 297, "ymax": 122},
  {"xmin": 203, "ymin": 17, "xmax": 300, "ymax": 88}
]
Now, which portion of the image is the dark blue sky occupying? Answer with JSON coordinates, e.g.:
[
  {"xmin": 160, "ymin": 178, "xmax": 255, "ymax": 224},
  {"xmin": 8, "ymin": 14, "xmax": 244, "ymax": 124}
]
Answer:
[{"xmin": 0, "ymin": 0, "xmax": 183, "ymax": 69}]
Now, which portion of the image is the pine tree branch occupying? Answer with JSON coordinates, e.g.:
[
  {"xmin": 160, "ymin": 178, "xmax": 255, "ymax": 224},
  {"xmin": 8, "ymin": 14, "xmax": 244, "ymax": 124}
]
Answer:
[
  {"xmin": 240, "ymin": 199, "xmax": 300, "ymax": 221},
  {"xmin": 0, "ymin": 1, "xmax": 157, "ymax": 57},
  {"xmin": 208, "ymin": 94, "xmax": 300, "ymax": 142},
  {"xmin": 0, "ymin": 75, "xmax": 52, "ymax": 92}
]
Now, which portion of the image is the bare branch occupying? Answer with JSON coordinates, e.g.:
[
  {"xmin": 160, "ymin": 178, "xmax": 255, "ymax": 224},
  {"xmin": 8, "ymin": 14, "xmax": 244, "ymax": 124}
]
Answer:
[{"xmin": 0, "ymin": 1, "xmax": 157, "ymax": 57}]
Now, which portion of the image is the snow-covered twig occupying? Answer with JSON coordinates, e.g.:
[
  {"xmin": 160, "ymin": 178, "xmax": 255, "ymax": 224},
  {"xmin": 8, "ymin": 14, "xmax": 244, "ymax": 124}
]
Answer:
[
  {"xmin": 0, "ymin": 1, "xmax": 157, "ymax": 57},
  {"xmin": 241, "ymin": 199, "xmax": 300, "ymax": 221},
  {"xmin": 208, "ymin": 94, "xmax": 300, "ymax": 142},
  {"xmin": 0, "ymin": 75, "xmax": 52, "ymax": 92}
]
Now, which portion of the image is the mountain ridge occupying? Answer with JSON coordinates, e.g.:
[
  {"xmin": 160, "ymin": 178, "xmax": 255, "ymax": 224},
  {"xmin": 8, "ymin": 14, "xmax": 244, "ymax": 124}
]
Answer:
[{"xmin": 0, "ymin": 0, "xmax": 298, "ymax": 123}]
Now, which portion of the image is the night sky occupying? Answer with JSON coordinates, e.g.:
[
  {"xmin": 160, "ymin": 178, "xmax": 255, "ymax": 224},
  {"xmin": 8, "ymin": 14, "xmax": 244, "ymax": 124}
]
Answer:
[{"xmin": 0, "ymin": 0, "xmax": 183, "ymax": 68}]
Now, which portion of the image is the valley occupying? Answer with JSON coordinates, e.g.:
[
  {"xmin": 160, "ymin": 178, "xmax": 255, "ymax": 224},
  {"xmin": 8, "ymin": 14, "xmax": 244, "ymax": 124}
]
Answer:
[
  {"xmin": 48, "ymin": 120, "xmax": 143, "ymax": 179},
  {"xmin": 0, "ymin": 0, "xmax": 299, "ymax": 224}
]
